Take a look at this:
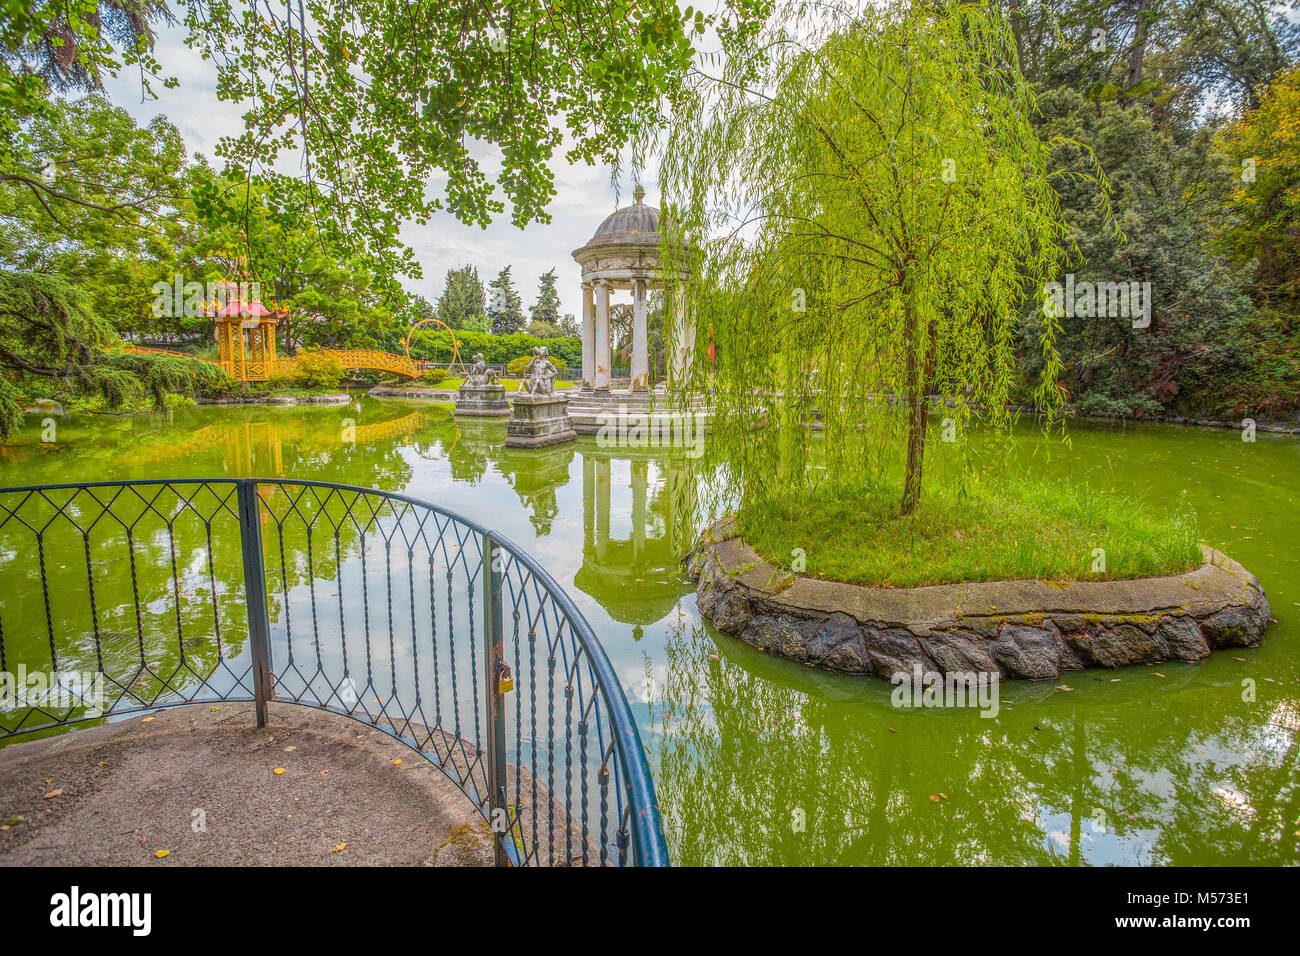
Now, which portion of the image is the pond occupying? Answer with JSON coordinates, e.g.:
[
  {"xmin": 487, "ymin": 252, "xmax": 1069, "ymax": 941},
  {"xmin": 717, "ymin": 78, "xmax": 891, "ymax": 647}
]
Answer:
[{"xmin": 0, "ymin": 394, "xmax": 1296, "ymax": 865}]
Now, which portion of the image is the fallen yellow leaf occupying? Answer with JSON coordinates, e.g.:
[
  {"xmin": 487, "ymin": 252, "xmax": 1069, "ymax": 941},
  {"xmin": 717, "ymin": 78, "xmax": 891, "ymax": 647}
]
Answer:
[
  {"xmin": 273, "ymin": 768, "xmax": 286, "ymax": 775},
  {"xmin": 155, "ymin": 849, "xmax": 170, "ymax": 859},
  {"xmin": 332, "ymin": 842, "xmax": 347, "ymax": 853},
  {"xmin": 141, "ymin": 716, "xmax": 155, "ymax": 722},
  {"xmin": 392, "ymin": 758, "xmax": 402, "ymax": 765}
]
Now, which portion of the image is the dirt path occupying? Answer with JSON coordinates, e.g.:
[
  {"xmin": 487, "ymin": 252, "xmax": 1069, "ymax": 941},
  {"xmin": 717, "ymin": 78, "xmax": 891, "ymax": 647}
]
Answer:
[{"xmin": 0, "ymin": 703, "xmax": 493, "ymax": 866}]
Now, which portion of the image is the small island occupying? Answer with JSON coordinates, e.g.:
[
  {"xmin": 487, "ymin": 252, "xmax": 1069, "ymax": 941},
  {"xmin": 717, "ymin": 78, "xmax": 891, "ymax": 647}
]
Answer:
[{"xmin": 688, "ymin": 517, "xmax": 1270, "ymax": 681}]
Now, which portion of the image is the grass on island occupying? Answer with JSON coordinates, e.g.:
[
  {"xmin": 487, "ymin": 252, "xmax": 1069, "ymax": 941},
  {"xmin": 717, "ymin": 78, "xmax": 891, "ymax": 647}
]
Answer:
[
  {"xmin": 739, "ymin": 472, "xmax": 1202, "ymax": 588},
  {"xmin": 414, "ymin": 377, "xmax": 576, "ymax": 391}
]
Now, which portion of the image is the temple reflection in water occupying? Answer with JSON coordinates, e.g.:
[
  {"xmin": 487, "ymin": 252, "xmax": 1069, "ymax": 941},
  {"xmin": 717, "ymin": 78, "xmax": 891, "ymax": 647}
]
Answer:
[{"xmin": 573, "ymin": 449, "xmax": 697, "ymax": 635}]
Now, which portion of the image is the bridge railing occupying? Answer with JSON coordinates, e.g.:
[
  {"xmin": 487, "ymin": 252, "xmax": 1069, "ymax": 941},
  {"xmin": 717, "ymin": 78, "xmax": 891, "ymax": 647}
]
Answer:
[{"xmin": 0, "ymin": 478, "xmax": 668, "ymax": 867}]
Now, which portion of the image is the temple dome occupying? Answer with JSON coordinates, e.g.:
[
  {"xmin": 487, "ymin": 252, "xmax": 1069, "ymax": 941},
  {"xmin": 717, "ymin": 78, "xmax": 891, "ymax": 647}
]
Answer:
[
  {"xmin": 593, "ymin": 201, "xmax": 660, "ymax": 240},
  {"xmin": 583, "ymin": 185, "xmax": 666, "ymax": 248}
]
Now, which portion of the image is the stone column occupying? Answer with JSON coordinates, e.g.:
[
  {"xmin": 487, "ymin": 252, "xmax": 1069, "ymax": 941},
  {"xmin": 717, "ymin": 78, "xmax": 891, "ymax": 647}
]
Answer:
[
  {"xmin": 582, "ymin": 453, "xmax": 595, "ymax": 554},
  {"xmin": 595, "ymin": 457, "xmax": 610, "ymax": 562},
  {"xmin": 581, "ymin": 282, "xmax": 595, "ymax": 389},
  {"xmin": 593, "ymin": 280, "xmax": 611, "ymax": 391},
  {"xmin": 669, "ymin": 289, "xmax": 694, "ymax": 389},
  {"xmin": 631, "ymin": 459, "xmax": 647, "ymax": 565},
  {"xmin": 631, "ymin": 278, "xmax": 649, "ymax": 391}
]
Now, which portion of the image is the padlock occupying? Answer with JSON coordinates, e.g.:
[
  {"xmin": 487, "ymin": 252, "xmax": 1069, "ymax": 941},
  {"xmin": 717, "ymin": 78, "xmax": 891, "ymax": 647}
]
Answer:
[{"xmin": 497, "ymin": 663, "xmax": 514, "ymax": 695}]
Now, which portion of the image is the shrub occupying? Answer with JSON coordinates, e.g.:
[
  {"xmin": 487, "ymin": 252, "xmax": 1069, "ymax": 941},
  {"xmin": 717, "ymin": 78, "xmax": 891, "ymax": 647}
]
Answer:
[
  {"xmin": 265, "ymin": 368, "xmax": 297, "ymax": 390},
  {"xmin": 422, "ymin": 367, "xmax": 448, "ymax": 385},
  {"xmin": 294, "ymin": 351, "xmax": 346, "ymax": 390},
  {"xmin": 525, "ymin": 320, "xmax": 562, "ymax": 338}
]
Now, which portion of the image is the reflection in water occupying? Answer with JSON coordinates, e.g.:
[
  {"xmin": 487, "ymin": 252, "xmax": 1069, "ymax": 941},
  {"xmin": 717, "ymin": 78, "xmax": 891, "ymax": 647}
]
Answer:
[
  {"xmin": 497, "ymin": 442, "xmax": 576, "ymax": 536},
  {"xmin": 1, "ymin": 398, "xmax": 1297, "ymax": 865},
  {"xmin": 138, "ymin": 409, "xmax": 433, "ymax": 474},
  {"xmin": 653, "ymin": 620, "xmax": 1300, "ymax": 866},
  {"xmin": 573, "ymin": 452, "xmax": 698, "ymax": 630}
]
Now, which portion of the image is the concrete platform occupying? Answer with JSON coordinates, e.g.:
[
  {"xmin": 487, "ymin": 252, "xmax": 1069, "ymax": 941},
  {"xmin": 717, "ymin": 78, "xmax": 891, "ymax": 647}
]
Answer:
[{"xmin": 0, "ymin": 703, "xmax": 494, "ymax": 866}]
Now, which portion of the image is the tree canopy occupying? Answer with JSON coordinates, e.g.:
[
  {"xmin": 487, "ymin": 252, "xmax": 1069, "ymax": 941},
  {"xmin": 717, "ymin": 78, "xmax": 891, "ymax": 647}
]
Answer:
[{"xmin": 5, "ymin": 1, "xmax": 772, "ymax": 282}]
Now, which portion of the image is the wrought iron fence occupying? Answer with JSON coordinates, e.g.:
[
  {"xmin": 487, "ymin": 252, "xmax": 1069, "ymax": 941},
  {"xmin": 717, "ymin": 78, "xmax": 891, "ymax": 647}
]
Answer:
[{"xmin": 0, "ymin": 478, "xmax": 668, "ymax": 867}]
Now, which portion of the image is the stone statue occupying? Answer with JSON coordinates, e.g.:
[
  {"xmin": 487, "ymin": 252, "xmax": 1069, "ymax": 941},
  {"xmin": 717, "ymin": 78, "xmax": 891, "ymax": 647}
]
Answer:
[
  {"xmin": 454, "ymin": 353, "xmax": 507, "ymax": 417},
  {"xmin": 467, "ymin": 353, "xmax": 489, "ymax": 386},
  {"xmin": 521, "ymin": 346, "xmax": 558, "ymax": 396}
]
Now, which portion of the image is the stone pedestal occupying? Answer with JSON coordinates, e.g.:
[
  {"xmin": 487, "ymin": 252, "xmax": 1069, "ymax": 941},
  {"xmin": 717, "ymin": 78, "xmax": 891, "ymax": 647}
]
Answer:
[
  {"xmin": 505, "ymin": 393, "xmax": 577, "ymax": 448},
  {"xmin": 454, "ymin": 383, "xmax": 509, "ymax": 417}
]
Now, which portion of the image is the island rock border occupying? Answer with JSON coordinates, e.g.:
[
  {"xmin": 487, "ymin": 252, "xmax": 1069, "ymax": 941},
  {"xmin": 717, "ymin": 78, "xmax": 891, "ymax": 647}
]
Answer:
[{"xmin": 685, "ymin": 518, "xmax": 1271, "ymax": 681}]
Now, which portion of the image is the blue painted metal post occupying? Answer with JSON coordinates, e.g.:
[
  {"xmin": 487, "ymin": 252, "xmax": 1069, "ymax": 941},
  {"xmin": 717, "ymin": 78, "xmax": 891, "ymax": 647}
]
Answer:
[
  {"xmin": 236, "ymin": 479, "xmax": 275, "ymax": 728},
  {"xmin": 482, "ymin": 533, "xmax": 510, "ymax": 867}
]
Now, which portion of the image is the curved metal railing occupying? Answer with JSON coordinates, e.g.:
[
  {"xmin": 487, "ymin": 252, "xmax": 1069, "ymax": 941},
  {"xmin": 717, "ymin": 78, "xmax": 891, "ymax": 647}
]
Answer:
[{"xmin": 0, "ymin": 478, "xmax": 668, "ymax": 867}]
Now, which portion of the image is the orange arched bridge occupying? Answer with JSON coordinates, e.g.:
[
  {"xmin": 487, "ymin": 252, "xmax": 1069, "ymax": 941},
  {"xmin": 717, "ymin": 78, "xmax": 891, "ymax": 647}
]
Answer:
[{"xmin": 127, "ymin": 346, "xmax": 428, "ymax": 381}]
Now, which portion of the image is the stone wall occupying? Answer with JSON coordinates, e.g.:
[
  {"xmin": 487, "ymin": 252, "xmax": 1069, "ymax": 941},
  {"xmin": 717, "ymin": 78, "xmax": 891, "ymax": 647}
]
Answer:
[{"xmin": 685, "ymin": 518, "xmax": 1271, "ymax": 681}]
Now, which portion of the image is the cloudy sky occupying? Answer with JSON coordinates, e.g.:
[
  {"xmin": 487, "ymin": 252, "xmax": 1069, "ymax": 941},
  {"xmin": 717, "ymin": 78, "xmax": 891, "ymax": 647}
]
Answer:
[{"xmin": 103, "ymin": 23, "xmax": 659, "ymax": 321}]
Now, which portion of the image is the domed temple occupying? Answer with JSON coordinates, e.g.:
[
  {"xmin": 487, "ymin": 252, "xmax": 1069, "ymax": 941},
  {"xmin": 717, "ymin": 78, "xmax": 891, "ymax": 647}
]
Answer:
[{"xmin": 571, "ymin": 186, "xmax": 694, "ymax": 392}]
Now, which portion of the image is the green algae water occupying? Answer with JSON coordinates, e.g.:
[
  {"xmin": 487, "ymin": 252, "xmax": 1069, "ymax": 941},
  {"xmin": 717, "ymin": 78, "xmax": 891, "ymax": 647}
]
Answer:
[{"xmin": 1, "ymin": 395, "xmax": 1297, "ymax": 866}]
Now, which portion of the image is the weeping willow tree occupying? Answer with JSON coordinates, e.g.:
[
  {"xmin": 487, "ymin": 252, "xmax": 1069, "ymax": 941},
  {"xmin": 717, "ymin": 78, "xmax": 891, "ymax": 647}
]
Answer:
[
  {"xmin": 0, "ymin": 272, "xmax": 234, "ymax": 439},
  {"xmin": 661, "ymin": 0, "xmax": 1106, "ymax": 518}
]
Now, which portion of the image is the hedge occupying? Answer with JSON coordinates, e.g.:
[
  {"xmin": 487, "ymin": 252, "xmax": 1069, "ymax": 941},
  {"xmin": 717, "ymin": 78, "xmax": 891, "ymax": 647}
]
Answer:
[
  {"xmin": 405, "ymin": 329, "xmax": 581, "ymax": 368},
  {"xmin": 506, "ymin": 353, "xmax": 559, "ymax": 376}
]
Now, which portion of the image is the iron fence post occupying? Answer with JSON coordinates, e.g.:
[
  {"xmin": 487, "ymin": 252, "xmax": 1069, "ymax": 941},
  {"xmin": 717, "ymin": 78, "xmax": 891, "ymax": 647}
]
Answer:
[
  {"xmin": 482, "ymin": 533, "xmax": 509, "ymax": 867},
  {"xmin": 236, "ymin": 478, "xmax": 275, "ymax": 728}
]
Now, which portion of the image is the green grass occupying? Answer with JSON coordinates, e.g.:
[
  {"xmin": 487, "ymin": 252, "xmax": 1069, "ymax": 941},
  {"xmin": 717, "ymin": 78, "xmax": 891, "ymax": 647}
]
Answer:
[{"xmin": 740, "ymin": 472, "xmax": 1202, "ymax": 588}]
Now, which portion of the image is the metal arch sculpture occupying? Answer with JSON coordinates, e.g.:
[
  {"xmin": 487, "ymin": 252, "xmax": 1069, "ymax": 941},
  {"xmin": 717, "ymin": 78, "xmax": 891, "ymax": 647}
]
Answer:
[{"xmin": 402, "ymin": 317, "xmax": 468, "ymax": 378}]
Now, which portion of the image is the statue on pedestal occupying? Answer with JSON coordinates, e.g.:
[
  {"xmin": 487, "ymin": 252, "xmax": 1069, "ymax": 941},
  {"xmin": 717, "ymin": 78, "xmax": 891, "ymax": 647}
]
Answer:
[
  {"xmin": 467, "ymin": 353, "xmax": 498, "ymax": 386},
  {"xmin": 520, "ymin": 347, "xmax": 558, "ymax": 396},
  {"xmin": 454, "ymin": 352, "xmax": 508, "ymax": 417},
  {"xmin": 506, "ymin": 346, "xmax": 575, "ymax": 447}
]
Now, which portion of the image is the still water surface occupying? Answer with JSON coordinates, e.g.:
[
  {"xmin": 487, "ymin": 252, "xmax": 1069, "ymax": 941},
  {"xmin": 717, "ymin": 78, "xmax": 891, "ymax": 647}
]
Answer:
[{"xmin": 1, "ymin": 395, "xmax": 1296, "ymax": 865}]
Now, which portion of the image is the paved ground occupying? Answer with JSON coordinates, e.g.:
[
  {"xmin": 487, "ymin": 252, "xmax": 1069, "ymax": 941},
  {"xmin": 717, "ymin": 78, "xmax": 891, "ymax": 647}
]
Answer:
[{"xmin": 0, "ymin": 703, "xmax": 494, "ymax": 866}]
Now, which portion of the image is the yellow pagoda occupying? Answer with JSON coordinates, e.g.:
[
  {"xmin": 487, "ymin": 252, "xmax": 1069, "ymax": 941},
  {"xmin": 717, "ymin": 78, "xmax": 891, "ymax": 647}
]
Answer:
[{"xmin": 214, "ymin": 284, "xmax": 285, "ymax": 382}]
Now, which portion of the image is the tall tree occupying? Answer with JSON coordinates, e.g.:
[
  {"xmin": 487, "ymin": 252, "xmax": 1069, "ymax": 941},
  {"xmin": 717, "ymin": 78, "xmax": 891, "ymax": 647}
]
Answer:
[
  {"xmin": 487, "ymin": 265, "xmax": 525, "ymax": 334},
  {"xmin": 0, "ymin": 93, "xmax": 187, "ymax": 266},
  {"xmin": 1003, "ymin": 0, "xmax": 1299, "ymax": 115},
  {"xmin": 436, "ymin": 265, "xmax": 487, "ymax": 331},
  {"xmin": 1218, "ymin": 65, "xmax": 1300, "ymax": 311},
  {"xmin": 664, "ymin": 0, "xmax": 1094, "ymax": 515},
  {"xmin": 529, "ymin": 268, "xmax": 562, "ymax": 328}
]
